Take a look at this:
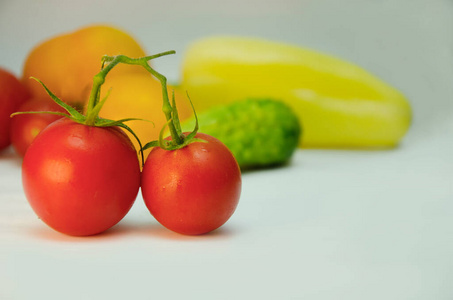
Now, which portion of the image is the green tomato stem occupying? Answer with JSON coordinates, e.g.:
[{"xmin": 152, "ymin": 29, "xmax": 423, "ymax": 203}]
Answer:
[
  {"xmin": 85, "ymin": 51, "xmax": 176, "ymax": 126},
  {"xmin": 140, "ymin": 63, "xmax": 183, "ymax": 145},
  {"xmin": 85, "ymin": 56, "xmax": 122, "ymax": 125},
  {"xmin": 101, "ymin": 51, "xmax": 183, "ymax": 145}
]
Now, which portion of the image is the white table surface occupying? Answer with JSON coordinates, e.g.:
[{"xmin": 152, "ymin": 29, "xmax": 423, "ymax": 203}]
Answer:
[{"xmin": 1, "ymin": 1, "xmax": 452, "ymax": 299}]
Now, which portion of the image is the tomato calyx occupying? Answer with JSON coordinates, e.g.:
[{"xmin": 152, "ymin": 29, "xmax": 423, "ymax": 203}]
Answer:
[
  {"xmin": 143, "ymin": 92, "xmax": 206, "ymax": 151},
  {"xmin": 101, "ymin": 53, "xmax": 206, "ymax": 152},
  {"xmin": 10, "ymin": 53, "xmax": 175, "ymax": 165},
  {"xmin": 13, "ymin": 76, "xmax": 146, "ymax": 164}
]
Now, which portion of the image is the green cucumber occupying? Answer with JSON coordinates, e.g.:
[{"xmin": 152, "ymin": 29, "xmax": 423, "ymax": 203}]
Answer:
[{"xmin": 181, "ymin": 98, "xmax": 301, "ymax": 169}]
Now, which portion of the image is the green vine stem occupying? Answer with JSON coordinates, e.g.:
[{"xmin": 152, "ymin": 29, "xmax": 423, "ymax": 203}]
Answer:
[
  {"xmin": 85, "ymin": 50, "xmax": 174, "ymax": 126},
  {"xmin": 102, "ymin": 51, "xmax": 199, "ymax": 149},
  {"xmin": 140, "ymin": 61, "xmax": 183, "ymax": 145},
  {"xmin": 84, "ymin": 57, "xmax": 119, "ymax": 125}
]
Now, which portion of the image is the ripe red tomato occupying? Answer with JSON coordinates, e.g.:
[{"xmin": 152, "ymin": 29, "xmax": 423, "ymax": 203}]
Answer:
[
  {"xmin": 141, "ymin": 132, "xmax": 242, "ymax": 235},
  {"xmin": 10, "ymin": 98, "xmax": 65, "ymax": 157},
  {"xmin": 22, "ymin": 118, "xmax": 141, "ymax": 236},
  {"xmin": 0, "ymin": 67, "xmax": 30, "ymax": 151}
]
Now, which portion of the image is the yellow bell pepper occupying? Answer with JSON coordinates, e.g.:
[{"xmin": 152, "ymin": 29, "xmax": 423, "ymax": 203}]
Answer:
[{"xmin": 181, "ymin": 36, "xmax": 411, "ymax": 148}]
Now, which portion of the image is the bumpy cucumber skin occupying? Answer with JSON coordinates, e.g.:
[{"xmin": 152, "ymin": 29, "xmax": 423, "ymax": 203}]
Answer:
[{"xmin": 181, "ymin": 99, "xmax": 301, "ymax": 169}]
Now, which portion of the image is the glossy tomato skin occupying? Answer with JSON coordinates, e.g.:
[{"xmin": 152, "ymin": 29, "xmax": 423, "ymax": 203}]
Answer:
[
  {"xmin": 0, "ymin": 68, "xmax": 30, "ymax": 151},
  {"xmin": 141, "ymin": 133, "xmax": 242, "ymax": 235},
  {"xmin": 10, "ymin": 98, "xmax": 65, "ymax": 157},
  {"xmin": 22, "ymin": 118, "xmax": 141, "ymax": 236}
]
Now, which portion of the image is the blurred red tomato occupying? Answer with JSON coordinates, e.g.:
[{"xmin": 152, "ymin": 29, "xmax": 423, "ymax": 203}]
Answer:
[
  {"xmin": 0, "ymin": 68, "xmax": 30, "ymax": 151},
  {"xmin": 10, "ymin": 98, "xmax": 66, "ymax": 157}
]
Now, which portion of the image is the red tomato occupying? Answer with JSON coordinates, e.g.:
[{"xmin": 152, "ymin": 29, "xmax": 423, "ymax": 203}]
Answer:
[
  {"xmin": 0, "ymin": 68, "xmax": 30, "ymax": 151},
  {"xmin": 141, "ymin": 132, "xmax": 242, "ymax": 235},
  {"xmin": 10, "ymin": 98, "xmax": 66, "ymax": 157},
  {"xmin": 22, "ymin": 118, "xmax": 141, "ymax": 236}
]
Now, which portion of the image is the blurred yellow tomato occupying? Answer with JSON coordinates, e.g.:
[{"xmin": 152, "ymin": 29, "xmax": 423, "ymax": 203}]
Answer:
[
  {"xmin": 22, "ymin": 24, "xmax": 146, "ymax": 109},
  {"xmin": 99, "ymin": 72, "xmax": 192, "ymax": 157}
]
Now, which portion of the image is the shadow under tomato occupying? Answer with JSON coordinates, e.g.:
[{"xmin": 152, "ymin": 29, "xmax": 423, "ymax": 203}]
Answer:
[
  {"xmin": 140, "ymin": 224, "xmax": 237, "ymax": 241},
  {"xmin": 29, "ymin": 219, "xmax": 238, "ymax": 242},
  {"xmin": 28, "ymin": 222, "xmax": 141, "ymax": 242}
]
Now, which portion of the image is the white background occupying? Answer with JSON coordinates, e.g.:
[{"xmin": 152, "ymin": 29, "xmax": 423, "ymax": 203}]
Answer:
[{"xmin": 1, "ymin": 0, "xmax": 452, "ymax": 299}]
